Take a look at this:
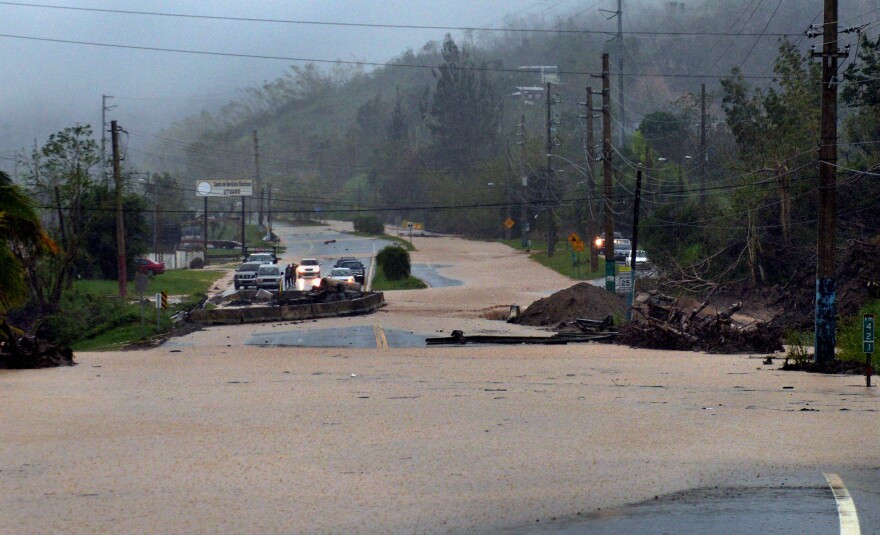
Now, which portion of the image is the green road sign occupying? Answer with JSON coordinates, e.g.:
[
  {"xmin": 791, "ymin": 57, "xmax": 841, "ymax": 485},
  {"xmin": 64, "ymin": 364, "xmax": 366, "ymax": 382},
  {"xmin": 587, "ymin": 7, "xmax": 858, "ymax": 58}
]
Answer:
[{"xmin": 864, "ymin": 314, "xmax": 875, "ymax": 354}]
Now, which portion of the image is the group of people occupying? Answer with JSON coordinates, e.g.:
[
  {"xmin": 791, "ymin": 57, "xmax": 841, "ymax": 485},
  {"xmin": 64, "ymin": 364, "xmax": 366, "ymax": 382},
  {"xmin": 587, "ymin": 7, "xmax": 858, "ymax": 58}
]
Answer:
[{"xmin": 283, "ymin": 263, "xmax": 298, "ymax": 288}]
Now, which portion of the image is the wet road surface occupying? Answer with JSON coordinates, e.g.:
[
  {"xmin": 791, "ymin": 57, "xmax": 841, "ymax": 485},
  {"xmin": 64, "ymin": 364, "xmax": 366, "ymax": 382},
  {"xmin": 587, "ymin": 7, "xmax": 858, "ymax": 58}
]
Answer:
[
  {"xmin": 246, "ymin": 325, "xmax": 428, "ymax": 349},
  {"xmin": 410, "ymin": 262, "xmax": 462, "ymax": 288}
]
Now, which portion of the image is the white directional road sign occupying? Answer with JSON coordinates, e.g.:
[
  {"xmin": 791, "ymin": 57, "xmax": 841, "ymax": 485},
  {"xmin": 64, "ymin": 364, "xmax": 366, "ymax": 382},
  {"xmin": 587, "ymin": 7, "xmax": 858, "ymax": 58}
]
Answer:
[{"xmin": 195, "ymin": 179, "xmax": 254, "ymax": 197}]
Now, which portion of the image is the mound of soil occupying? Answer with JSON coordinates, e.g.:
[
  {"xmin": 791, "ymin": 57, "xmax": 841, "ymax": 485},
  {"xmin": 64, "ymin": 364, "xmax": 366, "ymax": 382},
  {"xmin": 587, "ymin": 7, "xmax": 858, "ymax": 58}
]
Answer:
[
  {"xmin": 712, "ymin": 240, "xmax": 880, "ymax": 331},
  {"xmin": 517, "ymin": 283, "xmax": 626, "ymax": 327}
]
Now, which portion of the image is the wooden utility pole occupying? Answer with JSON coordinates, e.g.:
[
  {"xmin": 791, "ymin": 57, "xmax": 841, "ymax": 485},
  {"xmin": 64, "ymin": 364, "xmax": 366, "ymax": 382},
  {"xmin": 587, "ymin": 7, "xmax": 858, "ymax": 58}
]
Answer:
[
  {"xmin": 814, "ymin": 0, "xmax": 841, "ymax": 364},
  {"xmin": 203, "ymin": 197, "xmax": 209, "ymax": 267},
  {"xmin": 111, "ymin": 120, "xmax": 127, "ymax": 297},
  {"xmin": 700, "ymin": 83, "xmax": 707, "ymax": 208},
  {"xmin": 259, "ymin": 187, "xmax": 265, "ymax": 229},
  {"xmin": 518, "ymin": 114, "xmax": 529, "ymax": 249},
  {"xmin": 253, "ymin": 130, "xmax": 261, "ymax": 225},
  {"xmin": 616, "ymin": 0, "xmax": 625, "ymax": 146},
  {"xmin": 241, "ymin": 195, "xmax": 246, "ymax": 259},
  {"xmin": 585, "ymin": 86, "xmax": 600, "ymax": 272},
  {"xmin": 601, "ymin": 53, "xmax": 615, "ymax": 292},
  {"xmin": 267, "ymin": 183, "xmax": 273, "ymax": 238},
  {"xmin": 545, "ymin": 81, "xmax": 556, "ymax": 257},
  {"xmin": 644, "ymin": 144, "xmax": 653, "ymax": 203},
  {"xmin": 627, "ymin": 169, "xmax": 643, "ymax": 319}
]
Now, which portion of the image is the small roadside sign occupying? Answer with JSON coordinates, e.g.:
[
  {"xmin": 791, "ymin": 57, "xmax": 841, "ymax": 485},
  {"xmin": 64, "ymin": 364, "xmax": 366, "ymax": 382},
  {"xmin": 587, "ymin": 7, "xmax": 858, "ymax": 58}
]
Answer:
[
  {"xmin": 504, "ymin": 218, "xmax": 515, "ymax": 229},
  {"xmin": 567, "ymin": 232, "xmax": 581, "ymax": 245},
  {"xmin": 616, "ymin": 266, "xmax": 632, "ymax": 294},
  {"xmin": 864, "ymin": 314, "xmax": 875, "ymax": 354}
]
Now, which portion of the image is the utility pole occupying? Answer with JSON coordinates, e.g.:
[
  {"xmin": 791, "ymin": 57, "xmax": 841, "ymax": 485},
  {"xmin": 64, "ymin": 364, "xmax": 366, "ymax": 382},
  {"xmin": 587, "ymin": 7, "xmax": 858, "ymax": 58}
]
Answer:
[
  {"xmin": 267, "ymin": 183, "xmax": 273, "ymax": 239},
  {"xmin": 253, "ymin": 130, "xmax": 261, "ymax": 225},
  {"xmin": 580, "ymin": 86, "xmax": 600, "ymax": 272},
  {"xmin": 102, "ymin": 95, "xmax": 115, "ymax": 186},
  {"xmin": 700, "ymin": 83, "xmax": 707, "ymax": 209},
  {"xmin": 241, "ymin": 195, "xmax": 246, "ymax": 259},
  {"xmin": 203, "ymin": 197, "xmax": 209, "ymax": 267},
  {"xmin": 111, "ymin": 120, "xmax": 127, "ymax": 297},
  {"xmin": 617, "ymin": 0, "xmax": 624, "ymax": 146},
  {"xmin": 813, "ymin": 0, "xmax": 844, "ymax": 364},
  {"xmin": 627, "ymin": 169, "xmax": 643, "ymax": 319},
  {"xmin": 518, "ymin": 114, "xmax": 529, "ymax": 249},
  {"xmin": 545, "ymin": 81, "xmax": 557, "ymax": 257},
  {"xmin": 601, "ymin": 53, "xmax": 615, "ymax": 292},
  {"xmin": 259, "ymin": 187, "xmax": 265, "ymax": 229}
]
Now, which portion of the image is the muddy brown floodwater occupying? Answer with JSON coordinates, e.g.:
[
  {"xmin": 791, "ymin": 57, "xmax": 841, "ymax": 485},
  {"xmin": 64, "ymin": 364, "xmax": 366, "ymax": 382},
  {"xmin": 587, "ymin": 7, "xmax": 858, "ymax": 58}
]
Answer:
[{"xmin": 2, "ymin": 224, "xmax": 879, "ymax": 534}]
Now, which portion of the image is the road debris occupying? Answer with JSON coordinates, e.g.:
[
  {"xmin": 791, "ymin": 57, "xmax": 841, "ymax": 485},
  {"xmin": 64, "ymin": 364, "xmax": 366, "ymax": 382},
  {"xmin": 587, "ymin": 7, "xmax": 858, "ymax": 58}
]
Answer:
[
  {"xmin": 425, "ymin": 329, "xmax": 615, "ymax": 345},
  {"xmin": 618, "ymin": 291, "xmax": 783, "ymax": 353}
]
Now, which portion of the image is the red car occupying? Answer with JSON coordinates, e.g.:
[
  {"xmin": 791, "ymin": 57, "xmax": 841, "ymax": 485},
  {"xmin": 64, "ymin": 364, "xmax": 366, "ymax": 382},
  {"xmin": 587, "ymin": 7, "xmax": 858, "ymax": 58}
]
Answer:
[{"xmin": 135, "ymin": 258, "xmax": 165, "ymax": 275}]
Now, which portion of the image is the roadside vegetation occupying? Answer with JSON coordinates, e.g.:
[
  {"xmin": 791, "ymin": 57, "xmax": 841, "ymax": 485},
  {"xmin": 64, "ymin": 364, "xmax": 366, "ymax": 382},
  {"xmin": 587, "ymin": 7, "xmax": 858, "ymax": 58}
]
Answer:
[
  {"xmin": 370, "ymin": 244, "xmax": 426, "ymax": 290},
  {"xmin": 370, "ymin": 270, "xmax": 427, "ymax": 291},
  {"xmin": 349, "ymin": 215, "xmax": 416, "ymax": 251},
  {"xmin": 61, "ymin": 270, "xmax": 223, "ymax": 351},
  {"xmin": 502, "ymin": 239, "xmax": 606, "ymax": 280}
]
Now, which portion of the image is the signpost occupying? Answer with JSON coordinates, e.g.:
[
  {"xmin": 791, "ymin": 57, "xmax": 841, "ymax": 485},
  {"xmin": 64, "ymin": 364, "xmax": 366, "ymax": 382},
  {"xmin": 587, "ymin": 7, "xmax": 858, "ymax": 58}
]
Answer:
[
  {"xmin": 864, "ymin": 314, "xmax": 874, "ymax": 387},
  {"xmin": 156, "ymin": 291, "xmax": 168, "ymax": 332},
  {"xmin": 616, "ymin": 266, "xmax": 632, "ymax": 295},
  {"xmin": 195, "ymin": 179, "xmax": 254, "ymax": 197},
  {"xmin": 196, "ymin": 180, "xmax": 254, "ymax": 263},
  {"xmin": 135, "ymin": 273, "xmax": 148, "ymax": 337},
  {"xmin": 504, "ymin": 218, "xmax": 515, "ymax": 230}
]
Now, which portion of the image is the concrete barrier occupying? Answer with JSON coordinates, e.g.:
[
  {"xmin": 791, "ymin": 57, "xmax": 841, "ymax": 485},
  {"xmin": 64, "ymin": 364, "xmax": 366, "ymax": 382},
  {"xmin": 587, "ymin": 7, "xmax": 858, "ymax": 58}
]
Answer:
[
  {"xmin": 189, "ymin": 292, "xmax": 385, "ymax": 325},
  {"xmin": 188, "ymin": 308, "xmax": 242, "ymax": 325},
  {"xmin": 240, "ymin": 307, "xmax": 282, "ymax": 324}
]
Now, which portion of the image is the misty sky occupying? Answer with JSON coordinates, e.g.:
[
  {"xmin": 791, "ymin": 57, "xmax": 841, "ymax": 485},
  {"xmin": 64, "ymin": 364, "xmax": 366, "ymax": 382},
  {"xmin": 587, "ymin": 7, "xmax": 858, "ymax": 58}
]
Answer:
[{"xmin": 0, "ymin": 0, "xmax": 602, "ymax": 172}]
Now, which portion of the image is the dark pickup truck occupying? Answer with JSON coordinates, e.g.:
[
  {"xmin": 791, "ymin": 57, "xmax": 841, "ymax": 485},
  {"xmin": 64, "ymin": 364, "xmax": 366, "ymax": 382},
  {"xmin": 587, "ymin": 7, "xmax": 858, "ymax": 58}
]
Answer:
[{"xmin": 336, "ymin": 259, "xmax": 366, "ymax": 284}]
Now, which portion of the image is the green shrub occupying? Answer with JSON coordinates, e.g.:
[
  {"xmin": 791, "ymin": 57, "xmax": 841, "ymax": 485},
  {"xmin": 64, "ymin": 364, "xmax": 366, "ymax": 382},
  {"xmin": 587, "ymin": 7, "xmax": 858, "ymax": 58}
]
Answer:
[
  {"xmin": 189, "ymin": 257, "xmax": 205, "ymax": 269},
  {"xmin": 353, "ymin": 215, "xmax": 384, "ymax": 234},
  {"xmin": 376, "ymin": 245, "xmax": 411, "ymax": 281},
  {"xmin": 838, "ymin": 299, "xmax": 880, "ymax": 362},
  {"xmin": 40, "ymin": 291, "xmax": 130, "ymax": 346}
]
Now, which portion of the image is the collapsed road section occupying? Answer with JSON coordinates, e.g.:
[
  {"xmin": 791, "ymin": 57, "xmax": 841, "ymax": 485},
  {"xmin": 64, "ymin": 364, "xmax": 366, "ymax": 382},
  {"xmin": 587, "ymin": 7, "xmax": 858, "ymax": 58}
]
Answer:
[{"xmin": 187, "ymin": 281, "xmax": 384, "ymax": 325}]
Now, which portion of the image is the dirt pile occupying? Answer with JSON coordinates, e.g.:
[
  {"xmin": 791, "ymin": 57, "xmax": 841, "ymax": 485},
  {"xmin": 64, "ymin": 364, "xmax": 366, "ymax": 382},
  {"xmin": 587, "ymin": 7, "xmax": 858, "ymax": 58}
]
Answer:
[
  {"xmin": 712, "ymin": 240, "xmax": 880, "ymax": 331},
  {"xmin": 516, "ymin": 283, "xmax": 626, "ymax": 327}
]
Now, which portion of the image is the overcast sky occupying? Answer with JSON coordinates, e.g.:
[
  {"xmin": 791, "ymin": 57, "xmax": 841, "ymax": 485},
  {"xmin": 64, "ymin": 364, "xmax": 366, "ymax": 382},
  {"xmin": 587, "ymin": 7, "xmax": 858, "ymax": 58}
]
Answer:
[{"xmin": 0, "ymin": 0, "xmax": 599, "ymax": 172}]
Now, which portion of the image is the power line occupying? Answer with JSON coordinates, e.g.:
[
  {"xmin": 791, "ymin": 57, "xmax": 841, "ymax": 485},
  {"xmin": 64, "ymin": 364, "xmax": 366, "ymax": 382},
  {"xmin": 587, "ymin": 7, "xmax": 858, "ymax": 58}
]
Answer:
[
  {"xmin": 0, "ymin": 32, "xmax": 783, "ymax": 79},
  {"xmin": 0, "ymin": 1, "xmax": 797, "ymax": 37}
]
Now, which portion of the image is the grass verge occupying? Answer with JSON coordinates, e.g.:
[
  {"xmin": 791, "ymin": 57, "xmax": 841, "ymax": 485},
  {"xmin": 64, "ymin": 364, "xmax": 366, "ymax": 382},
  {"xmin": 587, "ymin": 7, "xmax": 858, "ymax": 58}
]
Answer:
[
  {"xmin": 75, "ymin": 269, "xmax": 224, "ymax": 297},
  {"xmin": 67, "ymin": 270, "xmax": 223, "ymax": 351},
  {"xmin": 370, "ymin": 270, "xmax": 427, "ymax": 291},
  {"xmin": 501, "ymin": 238, "xmax": 606, "ymax": 280}
]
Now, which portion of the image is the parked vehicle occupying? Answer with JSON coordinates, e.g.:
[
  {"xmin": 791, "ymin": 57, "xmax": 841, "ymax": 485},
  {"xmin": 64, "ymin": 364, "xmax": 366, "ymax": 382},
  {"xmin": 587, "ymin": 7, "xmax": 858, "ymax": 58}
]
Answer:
[
  {"xmin": 333, "ymin": 257, "xmax": 357, "ymax": 268},
  {"xmin": 234, "ymin": 262, "xmax": 264, "ymax": 290},
  {"xmin": 296, "ymin": 258, "xmax": 321, "ymax": 280},
  {"xmin": 626, "ymin": 250, "xmax": 651, "ymax": 270},
  {"xmin": 337, "ymin": 260, "xmax": 366, "ymax": 283},
  {"xmin": 134, "ymin": 258, "xmax": 165, "ymax": 276},
  {"xmin": 255, "ymin": 264, "xmax": 283, "ymax": 291},
  {"xmin": 246, "ymin": 253, "xmax": 275, "ymax": 265},
  {"xmin": 329, "ymin": 267, "xmax": 356, "ymax": 284}
]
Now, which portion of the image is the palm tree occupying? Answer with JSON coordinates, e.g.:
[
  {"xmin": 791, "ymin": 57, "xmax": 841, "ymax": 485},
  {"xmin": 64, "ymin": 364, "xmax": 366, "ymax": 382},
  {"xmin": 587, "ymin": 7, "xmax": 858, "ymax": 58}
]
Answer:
[{"xmin": 0, "ymin": 170, "xmax": 57, "ymax": 354}]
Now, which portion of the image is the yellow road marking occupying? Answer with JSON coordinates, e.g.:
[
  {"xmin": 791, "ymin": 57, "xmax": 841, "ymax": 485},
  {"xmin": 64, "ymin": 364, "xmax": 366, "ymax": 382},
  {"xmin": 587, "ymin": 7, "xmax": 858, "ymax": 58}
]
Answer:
[
  {"xmin": 373, "ymin": 323, "xmax": 389, "ymax": 350},
  {"xmin": 824, "ymin": 473, "xmax": 861, "ymax": 535}
]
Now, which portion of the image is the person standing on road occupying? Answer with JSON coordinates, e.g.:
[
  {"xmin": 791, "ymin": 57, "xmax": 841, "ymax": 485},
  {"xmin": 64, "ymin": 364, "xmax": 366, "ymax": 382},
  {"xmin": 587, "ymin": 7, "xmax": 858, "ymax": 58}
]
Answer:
[{"xmin": 284, "ymin": 264, "xmax": 293, "ymax": 289}]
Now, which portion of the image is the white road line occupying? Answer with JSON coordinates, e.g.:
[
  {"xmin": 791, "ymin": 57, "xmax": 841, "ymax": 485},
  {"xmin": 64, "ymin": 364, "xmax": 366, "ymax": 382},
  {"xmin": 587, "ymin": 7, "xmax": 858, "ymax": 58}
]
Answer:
[{"xmin": 824, "ymin": 473, "xmax": 861, "ymax": 535}]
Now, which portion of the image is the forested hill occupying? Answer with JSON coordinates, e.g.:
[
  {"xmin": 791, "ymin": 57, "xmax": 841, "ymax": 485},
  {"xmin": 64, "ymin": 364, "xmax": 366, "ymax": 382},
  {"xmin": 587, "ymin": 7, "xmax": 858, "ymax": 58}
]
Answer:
[{"xmin": 142, "ymin": 0, "xmax": 877, "ymax": 244}]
